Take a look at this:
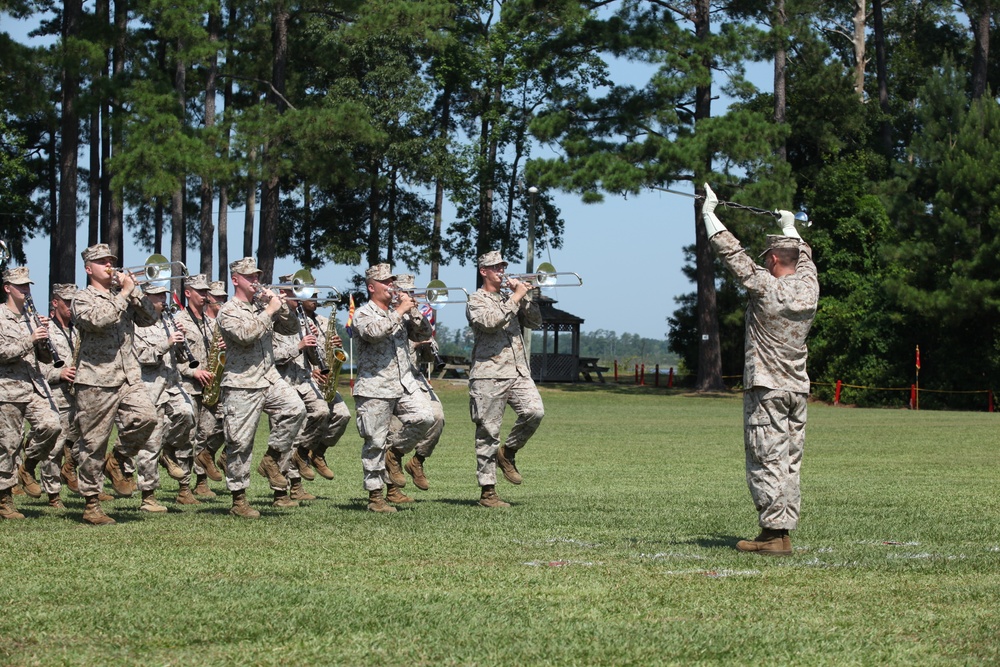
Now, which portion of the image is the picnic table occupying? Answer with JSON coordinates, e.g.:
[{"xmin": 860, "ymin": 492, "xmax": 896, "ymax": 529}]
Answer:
[
  {"xmin": 434, "ymin": 354, "xmax": 471, "ymax": 380},
  {"xmin": 578, "ymin": 356, "xmax": 609, "ymax": 383}
]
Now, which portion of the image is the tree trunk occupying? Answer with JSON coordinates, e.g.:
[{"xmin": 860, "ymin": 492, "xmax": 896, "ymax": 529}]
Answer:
[
  {"xmin": 694, "ymin": 0, "xmax": 723, "ymax": 392},
  {"xmin": 872, "ymin": 0, "xmax": 891, "ymax": 154},
  {"xmin": 966, "ymin": 1, "xmax": 990, "ymax": 99},
  {"xmin": 108, "ymin": 0, "xmax": 128, "ymax": 262},
  {"xmin": 199, "ymin": 4, "xmax": 219, "ymax": 278},
  {"xmin": 367, "ymin": 163, "xmax": 381, "ymax": 266},
  {"xmin": 852, "ymin": 0, "xmax": 866, "ymax": 100},
  {"xmin": 88, "ymin": 98, "xmax": 100, "ymax": 246},
  {"xmin": 430, "ymin": 85, "xmax": 451, "ymax": 281},
  {"xmin": 218, "ymin": 0, "xmax": 235, "ymax": 283},
  {"xmin": 243, "ymin": 164, "xmax": 255, "ymax": 258},
  {"xmin": 257, "ymin": 0, "xmax": 289, "ymax": 283},
  {"xmin": 773, "ymin": 0, "xmax": 787, "ymax": 162},
  {"xmin": 171, "ymin": 39, "xmax": 187, "ymax": 283},
  {"xmin": 54, "ymin": 0, "xmax": 82, "ymax": 285}
]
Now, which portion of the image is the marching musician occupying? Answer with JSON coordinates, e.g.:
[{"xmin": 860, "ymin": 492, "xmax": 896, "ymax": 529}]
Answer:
[
  {"xmin": 0, "ymin": 267, "xmax": 62, "ymax": 519},
  {"xmin": 466, "ymin": 250, "xmax": 544, "ymax": 508},
  {"xmin": 206, "ymin": 280, "xmax": 227, "ymax": 318},
  {"xmin": 216, "ymin": 258, "xmax": 306, "ymax": 517},
  {"xmin": 130, "ymin": 281, "xmax": 197, "ymax": 510},
  {"xmin": 352, "ymin": 263, "xmax": 435, "ymax": 512},
  {"xmin": 290, "ymin": 284, "xmax": 351, "ymax": 484},
  {"xmin": 387, "ymin": 274, "xmax": 445, "ymax": 493},
  {"xmin": 173, "ymin": 274, "xmax": 226, "ymax": 497},
  {"xmin": 72, "ymin": 243, "xmax": 159, "ymax": 525}
]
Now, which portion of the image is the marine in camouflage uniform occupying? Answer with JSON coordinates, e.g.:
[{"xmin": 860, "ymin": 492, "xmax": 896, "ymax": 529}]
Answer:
[
  {"xmin": 216, "ymin": 258, "xmax": 306, "ymax": 517},
  {"xmin": 273, "ymin": 277, "xmax": 351, "ymax": 499},
  {"xmin": 131, "ymin": 282, "xmax": 197, "ymax": 510},
  {"xmin": 72, "ymin": 244, "xmax": 159, "ymax": 526},
  {"xmin": 352, "ymin": 263, "xmax": 435, "ymax": 513},
  {"xmin": 703, "ymin": 183, "xmax": 819, "ymax": 556},
  {"xmin": 466, "ymin": 250, "xmax": 544, "ymax": 508},
  {"xmin": 0, "ymin": 267, "xmax": 62, "ymax": 519},
  {"xmin": 389, "ymin": 274, "xmax": 445, "ymax": 492},
  {"xmin": 36, "ymin": 283, "xmax": 81, "ymax": 507},
  {"xmin": 173, "ymin": 274, "xmax": 225, "ymax": 497}
]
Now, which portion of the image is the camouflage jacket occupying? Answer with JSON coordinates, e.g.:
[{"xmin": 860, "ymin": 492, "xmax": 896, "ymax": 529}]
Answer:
[
  {"xmin": 72, "ymin": 284, "xmax": 157, "ymax": 388},
  {"xmin": 0, "ymin": 305, "xmax": 53, "ymax": 402},
  {"xmin": 217, "ymin": 298, "xmax": 298, "ymax": 390},
  {"xmin": 466, "ymin": 289, "xmax": 541, "ymax": 379},
  {"xmin": 133, "ymin": 316, "xmax": 185, "ymax": 406},
  {"xmin": 41, "ymin": 319, "xmax": 77, "ymax": 409},
  {"xmin": 273, "ymin": 326, "xmax": 321, "ymax": 397},
  {"xmin": 711, "ymin": 231, "xmax": 819, "ymax": 394},
  {"xmin": 352, "ymin": 300, "xmax": 431, "ymax": 399},
  {"xmin": 173, "ymin": 308, "xmax": 215, "ymax": 396}
]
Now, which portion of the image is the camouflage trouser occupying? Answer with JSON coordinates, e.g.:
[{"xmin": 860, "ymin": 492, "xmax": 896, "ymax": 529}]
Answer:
[
  {"xmin": 279, "ymin": 386, "xmax": 351, "ymax": 480},
  {"xmin": 136, "ymin": 391, "xmax": 195, "ymax": 491},
  {"xmin": 391, "ymin": 387, "xmax": 444, "ymax": 459},
  {"xmin": 75, "ymin": 383, "xmax": 157, "ymax": 497},
  {"xmin": 0, "ymin": 395, "xmax": 62, "ymax": 492},
  {"xmin": 220, "ymin": 382, "xmax": 306, "ymax": 492},
  {"xmin": 355, "ymin": 392, "xmax": 434, "ymax": 491},
  {"xmin": 37, "ymin": 397, "xmax": 77, "ymax": 495},
  {"xmin": 744, "ymin": 387, "xmax": 806, "ymax": 531},
  {"xmin": 192, "ymin": 396, "xmax": 224, "ymax": 476},
  {"xmin": 469, "ymin": 377, "xmax": 544, "ymax": 486}
]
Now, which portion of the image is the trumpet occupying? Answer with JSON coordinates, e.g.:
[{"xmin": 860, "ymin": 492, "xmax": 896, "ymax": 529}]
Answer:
[
  {"xmin": 23, "ymin": 295, "xmax": 65, "ymax": 368},
  {"xmin": 162, "ymin": 303, "xmax": 200, "ymax": 368},
  {"xmin": 108, "ymin": 254, "xmax": 189, "ymax": 289},
  {"xmin": 501, "ymin": 263, "xmax": 583, "ymax": 290}
]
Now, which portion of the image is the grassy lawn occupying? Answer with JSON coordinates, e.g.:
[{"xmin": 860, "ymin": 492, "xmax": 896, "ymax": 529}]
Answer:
[{"xmin": 1, "ymin": 382, "xmax": 998, "ymax": 665}]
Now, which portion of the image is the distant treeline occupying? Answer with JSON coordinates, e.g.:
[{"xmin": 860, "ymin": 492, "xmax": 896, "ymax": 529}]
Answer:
[{"xmin": 433, "ymin": 325, "xmax": 678, "ymax": 368}]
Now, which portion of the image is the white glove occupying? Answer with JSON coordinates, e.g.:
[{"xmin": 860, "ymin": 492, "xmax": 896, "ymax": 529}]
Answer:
[
  {"xmin": 702, "ymin": 183, "xmax": 726, "ymax": 238},
  {"xmin": 775, "ymin": 209, "xmax": 801, "ymax": 239}
]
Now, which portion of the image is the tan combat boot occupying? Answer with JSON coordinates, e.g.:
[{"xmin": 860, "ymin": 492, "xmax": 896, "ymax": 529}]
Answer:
[
  {"xmin": 196, "ymin": 449, "xmax": 223, "ymax": 482},
  {"xmin": 256, "ymin": 448, "xmax": 288, "ymax": 489},
  {"xmin": 215, "ymin": 450, "xmax": 227, "ymax": 476},
  {"xmin": 104, "ymin": 450, "xmax": 133, "ymax": 497},
  {"xmin": 17, "ymin": 460, "xmax": 42, "ymax": 498},
  {"xmin": 292, "ymin": 447, "xmax": 315, "ymax": 481},
  {"xmin": 385, "ymin": 483, "xmax": 414, "ymax": 504},
  {"xmin": 478, "ymin": 485, "xmax": 511, "ymax": 508},
  {"xmin": 0, "ymin": 488, "xmax": 25, "ymax": 520},
  {"xmin": 496, "ymin": 446, "xmax": 522, "ymax": 485},
  {"xmin": 272, "ymin": 490, "xmax": 299, "ymax": 508},
  {"xmin": 175, "ymin": 483, "xmax": 201, "ymax": 505},
  {"xmin": 736, "ymin": 528, "xmax": 792, "ymax": 556},
  {"xmin": 82, "ymin": 495, "xmax": 115, "ymax": 525},
  {"xmin": 229, "ymin": 490, "xmax": 260, "ymax": 518},
  {"xmin": 193, "ymin": 475, "xmax": 216, "ymax": 498},
  {"xmin": 47, "ymin": 493, "xmax": 65, "ymax": 509},
  {"xmin": 384, "ymin": 448, "xmax": 406, "ymax": 487},
  {"xmin": 404, "ymin": 454, "xmax": 429, "ymax": 491},
  {"xmin": 310, "ymin": 449, "xmax": 335, "ymax": 480},
  {"xmin": 139, "ymin": 490, "xmax": 168, "ymax": 513},
  {"xmin": 367, "ymin": 488, "xmax": 396, "ymax": 513},
  {"xmin": 159, "ymin": 447, "xmax": 185, "ymax": 481},
  {"xmin": 60, "ymin": 444, "xmax": 79, "ymax": 493},
  {"xmin": 289, "ymin": 479, "xmax": 316, "ymax": 501}
]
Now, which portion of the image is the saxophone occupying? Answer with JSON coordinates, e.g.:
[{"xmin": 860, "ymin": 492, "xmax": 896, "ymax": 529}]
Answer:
[
  {"xmin": 202, "ymin": 321, "xmax": 226, "ymax": 407},
  {"xmin": 323, "ymin": 311, "xmax": 348, "ymax": 402}
]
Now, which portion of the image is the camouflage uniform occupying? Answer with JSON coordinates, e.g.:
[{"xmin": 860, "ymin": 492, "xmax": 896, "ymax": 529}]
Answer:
[
  {"xmin": 466, "ymin": 287, "xmax": 544, "ymax": 487},
  {"xmin": 71, "ymin": 281, "xmax": 159, "ymax": 498},
  {"xmin": 132, "ymin": 313, "xmax": 195, "ymax": 491},
  {"xmin": 352, "ymin": 299, "xmax": 435, "ymax": 492},
  {"xmin": 216, "ymin": 298, "xmax": 306, "ymax": 493},
  {"xmin": 712, "ymin": 231, "xmax": 818, "ymax": 531},
  {"xmin": 174, "ymin": 306, "xmax": 224, "ymax": 480},
  {"xmin": 37, "ymin": 313, "xmax": 80, "ymax": 495},
  {"xmin": 391, "ymin": 339, "xmax": 445, "ymax": 458},
  {"xmin": 273, "ymin": 311, "xmax": 350, "ymax": 481},
  {"xmin": 0, "ymin": 293, "xmax": 62, "ymax": 493}
]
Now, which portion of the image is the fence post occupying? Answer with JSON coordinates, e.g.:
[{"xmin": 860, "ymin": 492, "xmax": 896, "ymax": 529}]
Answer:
[
  {"xmin": 990, "ymin": 391, "xmax": 994, "ymax": 413},
  {"xmin": 634, "ymin": 364, "xmax": 639, "ymax": 384},
  {"xmin": 909, "ymin": 384, "xmax": 916, "ymax": 410},
  {"xmin": 654, "ymin": 364, "xmax": 660, "ymax": 387},
  {"xmin": 834, "ymin": 379, "xmax": 842, "ymax": 406},
  {"xmin": 668, "ymin": 367, "xmax": 674, "ymax": 388},
  {"xmin": 614, "ymin": 360, "xmax": 619, "ymax": 383},
  {"xmin": 640, "ymin": 363, "xmax": 646, "ymax": 386}
]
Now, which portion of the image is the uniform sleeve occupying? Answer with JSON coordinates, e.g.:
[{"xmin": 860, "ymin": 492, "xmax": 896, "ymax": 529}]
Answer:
[
  {"xmin": 72, "ymin": 289, "xmax": 131, "ymax": 331},
  {"xmin": 272, "ymin": 331, "xmax": 301, "ymax": 366},
  {"xmin": 405, "ymin": 311, "xmax": 433, "ymax": 343},
  {"xmin": 219, "ymin": 305, "xmax": 274, "ymax": 347},
  {"xmin": 466, "ymin": 292, "xmax": 519, "ymax": 333},
  {"xmin": 0, "ymin": 319, "xmax": 34, "ymax": 363},
  {"xmin": 129, "ymin": 288, "xmax": 159, "ymax": 326},
  {"xmin": 711, "ymin": 230, "xmax": 774, "ymax": 298},
  {"xmin": 355, "ymin": 304, "xmax": 404, "ymax": 343},
  {"xmin": 519, "ymin": 298, "xmax": 542, "ymax": 329},
  {"xmin": 133, "ymin": 322, "xmax": 170, "ymax": 365},
  {"xmin": 273, "ymin": 303, "xmax": 299, "ymax": 336}
]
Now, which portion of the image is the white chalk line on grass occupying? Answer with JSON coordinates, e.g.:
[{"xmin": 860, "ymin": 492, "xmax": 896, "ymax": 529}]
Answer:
[{"xmin": 514, "ymin": 537, "xmax": 601, "ymax": 549}]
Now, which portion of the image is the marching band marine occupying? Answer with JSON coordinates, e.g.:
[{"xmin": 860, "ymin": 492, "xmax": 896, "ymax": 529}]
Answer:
[
  {"xmin": 466, "ymin": 250, "xmax": 544, "ymax": 508},
  {"xmin": 388, "ymin": 274, "xmax": 445, "ymax": 492},
  {"xmin": 702, "ymin": 183, "xmax": 819, "ymax": 556},
  {"xmin": 207, "ymin": 280, "xmax": 227, "ymax": 319},
  {"xmin": 36, "ymin": 283, "xmax": 81, "ymax": 506},
  {"xmin": 292, "ymin": 291, "xmax": 351, "ymax": 482},
  {"xmin": 72, "ymin": 243, "xmax": 159, "ymax": 525},
  {"xmin": 352, "ymin": 263, "xmax": 435, "ymax": 512},
  {"xmin": 0, "ymin": 267, "xmax": 62, "ymax": 519},
  {"xmin": 216, "ymin": 258, "xmax": 306, "ymax": 517},
  {"xmin": 174, "ymin": 274, "xmax": 226, "ymax": 497},
  {"xmin": 131, "ymin": 281, "xmax": 197, "ymax": 510}
]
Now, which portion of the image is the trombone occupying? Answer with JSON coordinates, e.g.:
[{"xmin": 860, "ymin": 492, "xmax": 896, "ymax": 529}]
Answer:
[
  {"xmin": 501, "ymin": 262, "xmax": 583, "ymax": 290},
  {"xmin": 393, "ymin": 280, "xmax": 469, "ymax": 309},
  {"xmin": 109, "ymin": 254, "xmax": 189, "ymax": 288}
]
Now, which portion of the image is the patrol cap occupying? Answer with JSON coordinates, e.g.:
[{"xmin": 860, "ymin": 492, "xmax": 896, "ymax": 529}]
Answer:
[
  {"xmin": 2, "ymin": 266, "xmax": 33, "ymax": 285},
  {"xmin": 208, "ymin": 281, "xmax": 228, "ymax": 297},
  {"xmin": 51, "ymin": 283, "xmax": 78, "ymax": 300},
  {"xmin": 229, "ymin": 257, "xmax": 263, "ymax": 276},
  {"xmin": 365, "ymin": 263, "xmax": 396, "ymax": 282},
  {"xmin": 478, "ymin": 250, "xmax": 507, "ymax": 269},
  {"xmin": 143, "ymin": 281, "xmax": 170, "ymax": 295},
  {"xmin": 759, "ymin": 235, "xmax": 801, "ymax": 257},
  {"xmin": 395, "ymin": 274, "xmax": 415, "ymax": 290},
  {"xmin": 81, "ymin": 243, "xmax": 117, "ymax": 263},
  {"xmin": 184, "ymin": 273, "xmax": 210, "ymax": 290}
]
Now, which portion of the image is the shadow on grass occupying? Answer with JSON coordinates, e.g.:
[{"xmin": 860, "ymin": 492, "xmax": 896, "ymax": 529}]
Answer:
[
  {"xmin": 678, "ymin": 535, "xmax": 743, "ymax": 549},
  {"xmin": 537, "ymin": 382, "xmax": 741, "ymax": 398},
  {"xmin": 434, "ymin": 496, "xmax": 494, "ymax": 508}
]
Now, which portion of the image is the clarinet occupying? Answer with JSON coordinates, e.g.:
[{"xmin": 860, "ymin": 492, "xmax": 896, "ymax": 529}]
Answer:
[
  {"xmin": 23, "ymin": 295, "xmax": 65, "ymax": 368},
  {"xmin": 162, "ymin": 304, "xmax": 200, "ymax": 368}
]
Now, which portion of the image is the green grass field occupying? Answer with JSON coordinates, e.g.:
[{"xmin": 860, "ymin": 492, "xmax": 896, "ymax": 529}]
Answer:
[{"xmin": 1, "ymin": 382, "xmax": 998, "ymax": 666}]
